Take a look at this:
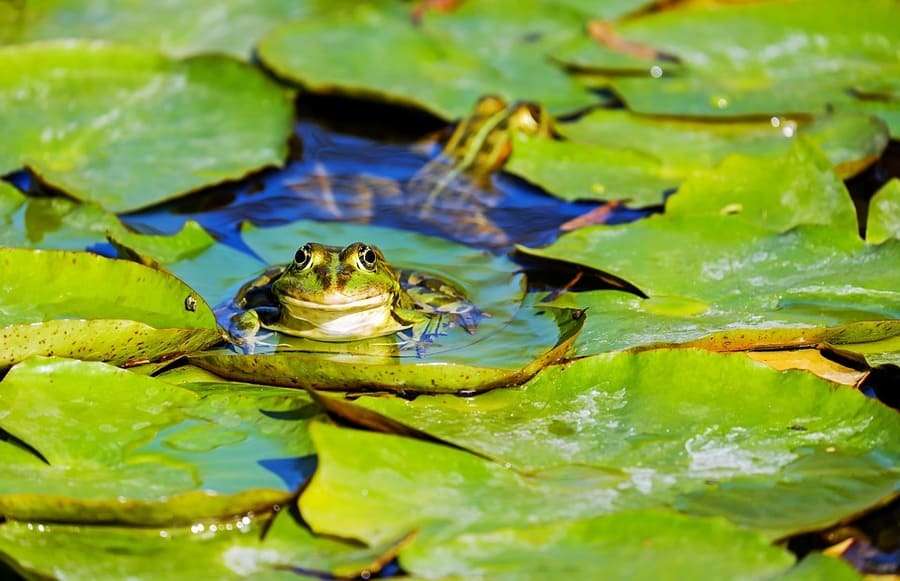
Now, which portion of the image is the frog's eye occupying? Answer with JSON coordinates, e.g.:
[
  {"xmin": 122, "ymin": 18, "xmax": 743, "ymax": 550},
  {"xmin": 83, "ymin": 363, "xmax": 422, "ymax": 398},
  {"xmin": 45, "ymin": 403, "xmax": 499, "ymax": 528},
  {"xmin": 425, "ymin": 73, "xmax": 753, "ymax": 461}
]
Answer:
[
  {"xmin": 357, "ymin": 245, "xmax": 378, "ymax": 272},
  {"xmin": 294, "ymin": 244, "xmax": 312, "ymax": 269}
]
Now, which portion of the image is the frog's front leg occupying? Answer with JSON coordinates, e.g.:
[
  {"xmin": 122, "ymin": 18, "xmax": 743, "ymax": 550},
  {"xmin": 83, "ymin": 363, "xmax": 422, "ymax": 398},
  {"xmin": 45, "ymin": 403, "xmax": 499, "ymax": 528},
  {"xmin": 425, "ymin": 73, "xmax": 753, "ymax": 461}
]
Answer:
[
  {"xmin": 228, "ymin": 307, "xmax": 278, "ymax": 354},
  {"xmin": 394, "ymin": 309, "xmax": 445, "ymax": 357}
]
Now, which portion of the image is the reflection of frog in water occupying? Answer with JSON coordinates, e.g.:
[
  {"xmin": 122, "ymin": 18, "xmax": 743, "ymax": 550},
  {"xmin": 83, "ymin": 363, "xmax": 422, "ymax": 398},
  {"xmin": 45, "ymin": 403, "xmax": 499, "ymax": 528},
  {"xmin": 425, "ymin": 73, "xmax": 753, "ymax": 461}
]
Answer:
[
  {"xmin": 288, "ymin": 96, "xmax": 552, "ymax": 248},
  {"xmin": 228, "ymin": 242, "xmax": 480, "ymax": 353}
]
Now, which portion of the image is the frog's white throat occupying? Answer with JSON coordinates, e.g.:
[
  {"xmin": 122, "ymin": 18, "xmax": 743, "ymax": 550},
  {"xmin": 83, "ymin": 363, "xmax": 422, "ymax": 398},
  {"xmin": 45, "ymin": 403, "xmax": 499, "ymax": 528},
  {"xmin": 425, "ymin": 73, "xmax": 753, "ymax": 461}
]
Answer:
[{"xmin": 278, "ymin": 293, "xmax": 407, "ymax": 340}]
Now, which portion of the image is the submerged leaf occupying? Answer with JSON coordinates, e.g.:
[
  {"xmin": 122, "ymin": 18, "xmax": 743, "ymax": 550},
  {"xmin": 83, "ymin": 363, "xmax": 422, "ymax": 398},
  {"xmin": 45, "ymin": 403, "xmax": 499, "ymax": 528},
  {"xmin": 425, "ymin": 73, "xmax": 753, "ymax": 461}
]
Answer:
[
  {"xmin": 0, "ymin": 41, "xmax": 293, "ymax": 212},
  {"xmin": 867, "ymin": 179, "xmax": 900, "ymax": 244}
]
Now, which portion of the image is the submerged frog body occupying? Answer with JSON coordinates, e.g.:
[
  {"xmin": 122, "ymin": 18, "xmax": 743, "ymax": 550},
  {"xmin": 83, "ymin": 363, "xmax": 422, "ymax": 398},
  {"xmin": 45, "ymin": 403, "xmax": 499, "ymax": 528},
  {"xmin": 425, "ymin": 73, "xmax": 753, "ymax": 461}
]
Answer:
[
  {"xmin": 229, "ymin": 242, "xmax": 479, "ymax": 351},
  {"xmin": 286, "ymin": 96, "xmax": 552, "ymax": 248}
]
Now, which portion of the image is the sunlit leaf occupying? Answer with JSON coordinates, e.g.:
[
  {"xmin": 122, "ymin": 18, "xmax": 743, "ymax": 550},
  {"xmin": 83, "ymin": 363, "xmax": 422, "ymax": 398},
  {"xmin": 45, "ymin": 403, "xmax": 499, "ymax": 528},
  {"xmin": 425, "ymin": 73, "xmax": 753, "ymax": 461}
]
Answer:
[
  {"xmin": 0, "ymin": 357, "xmax": 319, "ymax": 524},
  {"xmin": 401, "ymin": 510, "xmax": 794, "ymax": 580},
  {"xmin": 517, "ymin": 143, "xmax": 900, "ymax": 355},
  {"xmin": 337, "ymin": 350, "xmax": 900, "ymax": 538},
  {"xmin": 0, "ymin": 248, "xmax": 220, "ymax": 367},
  {"xmin": 0, "ymin": 509, "xmax": 401, "ymax": 580},
  {"xmin": 508, "ymin": 111, "xmax": 888, "ymax": 204},
  {"xmin": 867, "ymin": 179, "xmax": 900, "ymax": 244}
]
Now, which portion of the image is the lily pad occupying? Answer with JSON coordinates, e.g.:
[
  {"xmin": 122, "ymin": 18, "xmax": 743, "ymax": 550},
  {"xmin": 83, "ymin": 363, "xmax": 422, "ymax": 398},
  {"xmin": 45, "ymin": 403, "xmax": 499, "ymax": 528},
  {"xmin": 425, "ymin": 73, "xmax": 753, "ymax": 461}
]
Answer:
[
  {"xmin": 306, "ymin": 350, "xmax": 900, "ymax": 541},
  {"xmin": 517, "ymin": 142, "xmax": 900, "ymax": 355},
  {"xmin": 0, "ymin": 248, "xmax": 220, "ymax": 367},
  {"xmin": 5, "ymin": 0, "xmax": 314, "ymax": 60},
  {"xmin": 258, "ymin": 2, "xmax": 599, "ymax": 119},
  {"xmin": 1, "ymin": 183, "xmax": 215, "ymax": 257},
  {"xmin": 601, "ymin": 0, "xmax": 900, "ymax": 132},
  {"xmin": 867, "ymin": 179, "xmax": 900, "ymax": 244},
  {"xmin": 0, "ymin": 509, "xmax": 402, "ymax": 580},
  {"xmin": 507, "ymin": 111, "xmax": 888, "ymax": 204},
  {"xmin": 118, "ymin": 219, "xmax": 583, "ymax": 393},
  {"xmin": 401, "ymin": 511, "xmax": 794, "ymax": 580},
  {"xmin": 0, "ymin": 41, "xmax": 293, "ymax": 212},
  {"xmin": 0, "ymin": 357, "xmax": 320, "ymax": 524}
]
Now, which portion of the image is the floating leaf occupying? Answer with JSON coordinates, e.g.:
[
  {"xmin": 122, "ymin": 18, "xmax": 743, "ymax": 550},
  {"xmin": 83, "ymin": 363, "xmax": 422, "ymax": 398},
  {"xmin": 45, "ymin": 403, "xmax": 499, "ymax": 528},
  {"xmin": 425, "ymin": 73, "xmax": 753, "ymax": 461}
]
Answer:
[
  {"xmin": 401, "ymin": 511, "xmax": 794, "ymax": 580},
  {"xmin": 508, "ymin": 111, "xmax": 888, "ymax": 204},
  {"xmin": 0, "ymin": 509, "xmax": 402, "ymax": 580},
  {"xmin": 258, "ymin": 2, "xmax": 599, "ymax": 119},
  {"xmin": 0, "ymin": 357, "xmax": 319, "ymax": 524},
  {"xmin": 337, "ymin": 350, "xmax": 900, "ymax": 539},
  {"xmin": 0, "ymin": 248, "xmax": 220, "ymax": 367},
  {"xmin": 5, "ymin": 0, "xmax": 314, "ymax": 59},
  {"xmin": 174, "ymin": 221, "xmax": 582, "ymax": 393},
  {"xmin": 602, "ymin": 0, "xmax": 900, "ymax": 133},
  {"xmin": 517, "ymin": 143, "xmax": 900, "ymax": 355},
  {"xmin": 867, "ymin": 179, "xmax": 900, "ymax": 244},
  {"xmin": 0, "ymin": 41, "xmax": 293, "ymax": 212}
]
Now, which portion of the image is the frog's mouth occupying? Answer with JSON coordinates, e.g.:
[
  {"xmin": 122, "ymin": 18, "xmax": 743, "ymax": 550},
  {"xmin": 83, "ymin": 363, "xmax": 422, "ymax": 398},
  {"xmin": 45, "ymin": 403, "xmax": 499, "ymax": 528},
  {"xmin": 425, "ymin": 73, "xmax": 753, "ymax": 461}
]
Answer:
[{"xmin": 277, "ymin": 292, "xmax": 408, "ymax": 341}]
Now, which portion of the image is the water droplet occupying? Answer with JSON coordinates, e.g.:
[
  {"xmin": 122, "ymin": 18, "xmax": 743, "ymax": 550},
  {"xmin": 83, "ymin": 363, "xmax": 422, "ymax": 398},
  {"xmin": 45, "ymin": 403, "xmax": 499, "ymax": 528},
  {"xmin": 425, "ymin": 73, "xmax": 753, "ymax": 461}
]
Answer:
[
  {"xmin": 649, "ymin": 65, "xmax": 663, "ymax": 78},
  {"xmin": 781, "ymin": 121, "xmax": 797, "ymax": 138},
  {"xmin": 770, "ymin": 116, "xmax": 781, "ymax": 128},
  {"xmin": 711, "ymin": 95, "xmax": 729, "ymax": 109},
  {"xmin": 159, "ymin": 530, "xmax": 169, "ymax": 538}
]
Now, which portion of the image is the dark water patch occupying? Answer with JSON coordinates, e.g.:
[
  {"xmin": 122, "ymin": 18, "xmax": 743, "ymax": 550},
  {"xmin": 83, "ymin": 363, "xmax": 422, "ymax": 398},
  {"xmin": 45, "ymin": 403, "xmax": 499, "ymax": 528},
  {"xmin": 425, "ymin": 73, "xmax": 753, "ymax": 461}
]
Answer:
[
  {"xmin": 847, "ymin": 140, "xmax": 900, "ymax": 239},
  {"xmin": 124, "ymin": 119, "xmax": 627, "ymax": 254}
]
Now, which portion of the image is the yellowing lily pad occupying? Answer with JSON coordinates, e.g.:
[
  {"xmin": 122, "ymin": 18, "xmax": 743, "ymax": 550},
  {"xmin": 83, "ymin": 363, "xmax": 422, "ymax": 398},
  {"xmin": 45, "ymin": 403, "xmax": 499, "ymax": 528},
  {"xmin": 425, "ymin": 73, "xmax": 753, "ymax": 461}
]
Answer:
[
  {"xmin": 258, "ymin": 2, "xmax": 600, "ymax": 119},
  {"xmin": 0, "ymin": 357, "xmax": 319, "ymax": 524},
  {"xmin": 508, "ymin": 111, "xmax": 888, "ymax": 204},
  {"xmin": 603, "ymin": 0, "xmax": 900, "ymax": 134},
  {"xmin": 0, "ymin": 41, "xmax": 293, "ymax": 212},
  {"xmin": 0, "ymin": 248, "xmax": 220, "ymax": 367},
  {"xmin": 517, "ymin": 142, "xmax": 900, "ymax": 355},
  {"xmin": 5, "ymin": 0, "xmax": 313, "ymax": 59},
  {"xmin": 306, "ymin": 350, "xmax": 900, "ymax": 543}
]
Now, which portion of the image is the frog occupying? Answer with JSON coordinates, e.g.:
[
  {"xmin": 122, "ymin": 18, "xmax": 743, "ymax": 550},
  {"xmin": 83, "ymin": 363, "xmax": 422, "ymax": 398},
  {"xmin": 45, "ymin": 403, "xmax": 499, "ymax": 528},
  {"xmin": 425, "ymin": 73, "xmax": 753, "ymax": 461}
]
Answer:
[
  {"xmin": 286, "ymin": 96, "xmax": 553, "ymax": 249},
  {"xmin": 228, "ymin": 241, "xmax": 479, "ymax": 353}
]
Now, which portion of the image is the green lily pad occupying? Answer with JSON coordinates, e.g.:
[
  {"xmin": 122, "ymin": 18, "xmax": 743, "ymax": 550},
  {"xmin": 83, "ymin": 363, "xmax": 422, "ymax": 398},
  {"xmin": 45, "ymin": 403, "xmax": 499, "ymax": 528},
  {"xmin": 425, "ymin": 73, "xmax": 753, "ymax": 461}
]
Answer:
[
  {"xmin": 0, "ymin": 248, "xmax": 220, "ymax": 367},
  {"xmin": 258, "ymin": 2, "xmax": 599, "ymax": 119},
  {"xmin": 1, "ymin": 183, "xmax": 215, "ymax": 257},
  {"xmin": 782, "ymin": 553, "xmax": 861, "ymax": 581},
  {"xmin": 166, "ymin": 221, "xmax": 582, "ymax": 393},
  {"xmin": 0, "ymin": 509, "xmax": 402, "ymax": 580},
  {"xmin": 868, "ymin": 179, "xmax": 900, "ymax": 244},
  {"xmin": 0, "ymin": 41, "xmax": 293, "ymax": 212},
  {"xmin": 517, "ymin": 142, "xmax": 900, "ymax": 355},
  {"xmin": 5, "ymin": 0, "xmax": 314, "ymax": 60},
  {"xmin": 602, "ymin": 0, "xmax": 900, "ymax": 133},
  {"xmin": 305, "ymin": 350, "xmax": 899, "ymax": 542},
  {"xmin": 401, "ymin": 510, "xmax": 794, "ymax": 580},
  {"xmin": 0, "ymin": 357, "xmax": 319, "ymax": 524},
  {"xmin": 508, "ymin": 111, "xmax": 888, "ymax": 204}
]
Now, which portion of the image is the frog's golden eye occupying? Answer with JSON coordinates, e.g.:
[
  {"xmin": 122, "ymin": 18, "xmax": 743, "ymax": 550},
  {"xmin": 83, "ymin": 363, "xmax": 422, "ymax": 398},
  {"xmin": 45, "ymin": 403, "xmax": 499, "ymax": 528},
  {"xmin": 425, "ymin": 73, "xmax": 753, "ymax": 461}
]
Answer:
[
  {"xmin": 294, "ymin": 244, "xmax": 313, "ymax": 270},
  {"xmin": 357, "ymin": 245, "xmax": 378, "ymax": 272}
]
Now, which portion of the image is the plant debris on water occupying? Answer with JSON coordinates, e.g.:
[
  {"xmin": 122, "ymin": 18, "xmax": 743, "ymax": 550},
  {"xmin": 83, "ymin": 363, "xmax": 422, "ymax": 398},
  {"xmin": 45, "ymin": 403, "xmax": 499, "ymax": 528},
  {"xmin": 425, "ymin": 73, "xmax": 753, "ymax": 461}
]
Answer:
[{"xmin": 0, "ymin": 0, "xmax": 898, "ymax": 579}]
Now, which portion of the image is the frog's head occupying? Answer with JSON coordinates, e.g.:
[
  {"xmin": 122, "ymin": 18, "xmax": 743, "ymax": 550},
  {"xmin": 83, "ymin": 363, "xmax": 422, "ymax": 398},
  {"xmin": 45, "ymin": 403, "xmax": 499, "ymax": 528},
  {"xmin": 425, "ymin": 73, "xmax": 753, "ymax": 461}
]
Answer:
[
  {"xmin": 274, "ymin": 242, "xmax": 400, "ymax": 305},
  {"xmin": 272, "ymin": 242, "xmax": 408, "ymax": 340}
]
